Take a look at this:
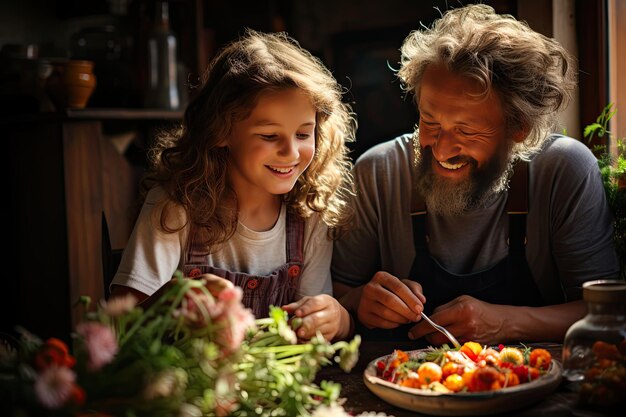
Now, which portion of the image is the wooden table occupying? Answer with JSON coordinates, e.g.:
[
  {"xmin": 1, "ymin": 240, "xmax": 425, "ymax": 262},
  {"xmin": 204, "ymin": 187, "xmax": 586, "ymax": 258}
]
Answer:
[{"xmin": 317, "ymin": 340, "xmax": 619, "ymax": 417}]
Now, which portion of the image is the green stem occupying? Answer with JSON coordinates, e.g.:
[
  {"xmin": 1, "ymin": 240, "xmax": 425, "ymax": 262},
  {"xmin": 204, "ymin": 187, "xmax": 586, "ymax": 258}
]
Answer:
[{"xmin": 119, "ymin": 280, "xmax": 193, "ymax": 346}]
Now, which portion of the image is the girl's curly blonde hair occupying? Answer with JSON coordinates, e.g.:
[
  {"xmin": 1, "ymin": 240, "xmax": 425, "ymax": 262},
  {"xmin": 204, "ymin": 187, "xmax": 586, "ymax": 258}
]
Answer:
[
  {"xmin": 398, "ymin": 4, "xmax": 577, "ymax": 159},
  {"xmin": 142, "ymin": 30, "xmax": 355, "ymax": 252}
]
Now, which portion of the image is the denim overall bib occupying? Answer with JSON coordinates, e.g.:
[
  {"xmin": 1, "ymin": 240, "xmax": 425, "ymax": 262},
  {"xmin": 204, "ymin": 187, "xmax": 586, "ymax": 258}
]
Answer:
[
  {"xmin": 183, "ymin": 209, "xmax": 305, "ymax": 318},
  {"xmin": 363, "ymin": 162, "xmax": 543, "ymax": 341}
]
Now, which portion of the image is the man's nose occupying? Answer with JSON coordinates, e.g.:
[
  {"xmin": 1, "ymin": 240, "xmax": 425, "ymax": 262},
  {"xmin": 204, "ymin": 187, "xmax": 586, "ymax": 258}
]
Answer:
[{"xmin": 431, "ymin": 130, "xmax": 461, "ymax": 162}]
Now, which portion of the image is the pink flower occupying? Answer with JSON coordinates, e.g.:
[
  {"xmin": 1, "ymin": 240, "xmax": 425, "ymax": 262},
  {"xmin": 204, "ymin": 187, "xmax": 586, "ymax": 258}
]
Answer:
[
  {"xmin": 101, "ymin": 293, "xmax": 138, "ymax": 316},
  {"xmin": 174, "ymin": 289, "xmax": 221, "ymax": 328},
  {"xmin": 76, "ymin": 322, "xmax": 118, "ymax": 370},
  {"xmin": 174, "ymin": 285, "xmax": 255, "ymax": 352},
  {"xmin": 34, "ymin": 365, "xmax": 76, "ymax": 409},
  {"xmin": 217, "ymin": 286, "xmax": 242, "ymax": 304},
  {"xmin": 214, "ymin": 287, "xmax": 255, "ymax": 353}
]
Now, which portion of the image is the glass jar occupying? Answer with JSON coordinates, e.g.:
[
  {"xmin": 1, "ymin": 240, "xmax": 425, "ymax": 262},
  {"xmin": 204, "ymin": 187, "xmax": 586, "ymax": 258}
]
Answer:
[
  {"xmin": 144, "ymin": 0, "xmax": 180, "ymax": 109},
  {"xmin": 562, "ymin": 280, "xmax": 626, "ymax": 407}
]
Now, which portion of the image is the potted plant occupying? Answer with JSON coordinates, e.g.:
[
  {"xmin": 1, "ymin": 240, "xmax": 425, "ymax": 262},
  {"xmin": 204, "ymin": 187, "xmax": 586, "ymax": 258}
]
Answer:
[{"xmin": 583, "ymin": 103, "xmax": 626, "ymax": 279}]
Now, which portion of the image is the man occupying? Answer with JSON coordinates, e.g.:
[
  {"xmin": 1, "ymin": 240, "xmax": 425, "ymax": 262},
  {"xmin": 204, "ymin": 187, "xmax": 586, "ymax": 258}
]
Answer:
[{"xmin": 332, "ymin": 4, "xmax": 620, "ymax": 345}]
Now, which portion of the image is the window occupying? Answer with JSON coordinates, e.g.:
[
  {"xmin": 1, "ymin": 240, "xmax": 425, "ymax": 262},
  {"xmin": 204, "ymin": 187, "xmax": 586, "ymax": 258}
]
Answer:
[{"xmin": 608, "ymin": 0, "xmax": 625, "ymax": 155}]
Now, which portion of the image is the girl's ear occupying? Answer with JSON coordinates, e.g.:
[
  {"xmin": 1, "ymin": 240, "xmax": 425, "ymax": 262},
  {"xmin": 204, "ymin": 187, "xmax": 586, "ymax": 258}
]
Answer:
[{"xmin": 216, "ymin": 137, "xmax": 229, "ymax": 147}]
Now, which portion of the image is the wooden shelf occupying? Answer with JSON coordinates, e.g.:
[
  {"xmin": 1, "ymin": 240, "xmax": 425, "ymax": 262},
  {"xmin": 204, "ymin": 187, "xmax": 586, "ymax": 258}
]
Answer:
[
  {"xmin": 65, "ymin": 108, "xmax": 184, "ymax": 120},
  {"xmin": 0, "ymin": 108, "xmax": 184, "ymax": 124}
]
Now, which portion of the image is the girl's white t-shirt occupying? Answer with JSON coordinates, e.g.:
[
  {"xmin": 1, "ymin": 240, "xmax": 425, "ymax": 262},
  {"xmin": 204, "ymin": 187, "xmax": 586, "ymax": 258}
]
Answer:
[{"xmin": 112, "ymin": 187, "xmax": 333, "ymax": 299}]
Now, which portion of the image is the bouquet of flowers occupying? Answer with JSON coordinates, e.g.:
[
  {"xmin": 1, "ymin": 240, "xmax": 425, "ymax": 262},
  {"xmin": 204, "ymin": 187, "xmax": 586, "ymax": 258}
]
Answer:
[{"xmin": 0, "ymin": 272, "xmax": 363, "ymax": 417}]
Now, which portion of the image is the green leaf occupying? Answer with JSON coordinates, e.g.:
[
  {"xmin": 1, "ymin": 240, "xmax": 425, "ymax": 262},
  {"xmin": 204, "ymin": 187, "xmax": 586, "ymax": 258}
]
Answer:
[{"xmin": 584, "ymin": 123, "xmax": 603, "ymax": 140}]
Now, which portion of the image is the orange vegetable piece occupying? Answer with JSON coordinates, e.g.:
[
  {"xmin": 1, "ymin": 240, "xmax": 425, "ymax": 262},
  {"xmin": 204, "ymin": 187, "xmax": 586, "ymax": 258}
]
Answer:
[
  {"xmin": 527, "ymin": 366, "xmax": 540, "ymax": 381},
  {"xmin": 399, "ymin": 376, "xmax": 422, "ymax": 388},
  {"xmin": 597, "ymin": 358, "xmax": 617, "ymax": 369},
  {"xmin": 395, "ymin": 349, "xmax": 410, "ymax": 363},
  {"xmin": 502, "ymin": 370, "xmax": 520, "ymax": 388},
  {"xmin": 443, "ymin": 374, "xmax": 465, "ymax": 392},
  {"xmin": 529, "ymin": 348, "xmax": 552, "ymax": 370},
  {"xmin": 584, "ymin": 366, "xmax": 604, "ymax": 380},
  {"xmin": 460, "ymin": 341, "xmax": 483, "ymax": 361},
  {"xmin": 462, "ymin": 368, "xmax": 476, "ymax": 388},
  {"xmin": 468, "ymin": 366, "xmax": 504, "ymax": 391},
  {"xmin": 468, "ymin": 366, "xmax": 503, "ymax": 392},
  {"xmin": 591, "ymin": 341, "xmax": 621, "ymax": 361},
  {"xmin": 389, "ymin": 349, "xmax": 410, "ymax": 369},
  {"xmin": 418, "ymin": 362, "xmax": 443, "ymax": 385},
  {"xmin": 442, "ymin": 361, "xmax": 464, "ymax": 379}
]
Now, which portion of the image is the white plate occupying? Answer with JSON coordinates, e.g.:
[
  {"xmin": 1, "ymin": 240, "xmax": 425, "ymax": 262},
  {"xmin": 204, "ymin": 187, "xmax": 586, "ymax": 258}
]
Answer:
[{"xmin": 363, "ymin": 348, "xmax": 563, "ymax": 416}]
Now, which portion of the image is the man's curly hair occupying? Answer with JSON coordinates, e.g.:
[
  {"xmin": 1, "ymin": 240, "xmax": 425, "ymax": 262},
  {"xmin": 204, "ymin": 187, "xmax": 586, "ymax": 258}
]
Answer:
[{"xmin": 398, "ymin": 4, "xmax": 577, "ymax": 159}]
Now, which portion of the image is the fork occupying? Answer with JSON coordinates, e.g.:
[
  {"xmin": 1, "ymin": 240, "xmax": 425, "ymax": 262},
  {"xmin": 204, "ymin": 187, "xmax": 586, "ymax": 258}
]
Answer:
[{"xmin": 420, "ymin": 312, "xmax": 462, "ymax": 348}]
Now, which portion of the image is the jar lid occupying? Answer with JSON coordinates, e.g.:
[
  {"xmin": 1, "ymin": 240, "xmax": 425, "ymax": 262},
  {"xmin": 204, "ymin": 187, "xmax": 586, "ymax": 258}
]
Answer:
[{"xmin": 582, "ymin": 279, "xmax": 626, "ymax": 303}]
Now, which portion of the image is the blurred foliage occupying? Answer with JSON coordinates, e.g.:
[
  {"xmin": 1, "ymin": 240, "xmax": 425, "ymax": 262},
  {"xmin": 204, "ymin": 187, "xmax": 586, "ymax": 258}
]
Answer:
[{"xmin": 584, "ymin": 103, "xmax": 626, "ymax": 279}]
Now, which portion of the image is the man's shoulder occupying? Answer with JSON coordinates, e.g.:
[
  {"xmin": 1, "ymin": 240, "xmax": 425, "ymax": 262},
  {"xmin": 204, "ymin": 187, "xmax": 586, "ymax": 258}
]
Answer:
[
  {"xmin": 530, "ymin": 134, "xmax": 598, "ymax": 175},
  {"xmin": 355, "ymin": 133, "xmax": 413, "ymax": 170},
  {"xmin": 535, "ymin": 134, "xmax": 595, "ymax": 159}
]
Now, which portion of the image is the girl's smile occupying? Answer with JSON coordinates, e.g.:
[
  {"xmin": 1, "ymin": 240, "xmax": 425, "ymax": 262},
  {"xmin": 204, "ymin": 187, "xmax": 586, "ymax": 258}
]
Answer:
[{"xmin": 267, "ymin": 164, "xmax": 297, "ymax": 175}]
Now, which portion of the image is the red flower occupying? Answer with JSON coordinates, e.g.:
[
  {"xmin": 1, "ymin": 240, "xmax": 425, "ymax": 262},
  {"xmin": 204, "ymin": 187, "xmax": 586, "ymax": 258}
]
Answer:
[
  {"xmin": 68, "ymin": 384, "xmax": 86, "ymax": 407},
  {"xmin": 34, "ymin": 338, "xmax": 76, "ymax": 371}
]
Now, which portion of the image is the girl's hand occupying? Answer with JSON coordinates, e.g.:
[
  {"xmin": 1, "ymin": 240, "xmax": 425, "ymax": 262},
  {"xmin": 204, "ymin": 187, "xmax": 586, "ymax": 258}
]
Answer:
[
  {"xmin": 196, "ymin": 273, "xmax": 234, "ymax": 296},
  {"xmin": 110, "ymin": 273, "xmax": 233, "ymax": 308},
  {"xmin": 282, "ymin": 294, "xmax": 351, "ymax": 342}
]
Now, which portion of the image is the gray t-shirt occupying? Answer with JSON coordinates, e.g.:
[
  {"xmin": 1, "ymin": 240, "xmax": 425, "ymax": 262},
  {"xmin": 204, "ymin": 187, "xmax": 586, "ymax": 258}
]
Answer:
[{"xmin": 332, "ymin": 134, "xmax": 620, "ymax": 303}]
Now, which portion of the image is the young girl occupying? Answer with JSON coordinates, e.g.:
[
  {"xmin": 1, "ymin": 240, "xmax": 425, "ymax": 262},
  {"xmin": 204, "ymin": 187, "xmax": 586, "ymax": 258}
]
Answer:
[{"xmin": 110, "ymin": 30, "xmax": 356, "ymax": 342}]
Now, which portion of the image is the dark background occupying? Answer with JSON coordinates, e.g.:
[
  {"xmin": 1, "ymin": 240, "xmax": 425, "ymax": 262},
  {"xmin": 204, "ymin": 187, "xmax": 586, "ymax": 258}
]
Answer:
[{"xmin": 0, "ymin": 0, "xmax": 526, "ymax": 159}]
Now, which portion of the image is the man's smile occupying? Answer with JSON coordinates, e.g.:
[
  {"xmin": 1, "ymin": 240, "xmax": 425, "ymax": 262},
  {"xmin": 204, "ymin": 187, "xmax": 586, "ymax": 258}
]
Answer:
[{"xmin": 438, "ymin": 160, "xmax": 468, "ymax": 170}]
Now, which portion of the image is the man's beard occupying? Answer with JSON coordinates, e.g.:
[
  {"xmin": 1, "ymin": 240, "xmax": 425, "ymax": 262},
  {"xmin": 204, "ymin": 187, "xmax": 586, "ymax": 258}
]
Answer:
[{"xmin": 414, "ymin": 144, "xmax": 514, "ymax": 216}]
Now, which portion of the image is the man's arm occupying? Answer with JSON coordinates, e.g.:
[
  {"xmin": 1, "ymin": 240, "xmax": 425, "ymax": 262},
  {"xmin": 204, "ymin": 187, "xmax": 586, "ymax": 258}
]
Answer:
[
  {"xmin": 408, "ymin": 296, "xmax": 587, "ymax": 345},
  {"xmin": 333, "ymin": 282, "xmax": 363, "ymax": 314}
]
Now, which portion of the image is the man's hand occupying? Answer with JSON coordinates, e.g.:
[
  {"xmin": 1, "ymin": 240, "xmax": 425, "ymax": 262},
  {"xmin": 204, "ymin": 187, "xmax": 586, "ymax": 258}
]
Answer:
[
  {"xmin": 408, "ymin": 295, "xmax": 506, "ymax": 345},
  {"xmin": 357, "ymin": 271, "xmax": 426, "ymax": 329},
  {"xmin": 282, "ymin": 294, "xmax": 351, "ymax": 342},
  {"xmin": 409, "ymin": 296, "xmax": 587, "ymax": 345}
]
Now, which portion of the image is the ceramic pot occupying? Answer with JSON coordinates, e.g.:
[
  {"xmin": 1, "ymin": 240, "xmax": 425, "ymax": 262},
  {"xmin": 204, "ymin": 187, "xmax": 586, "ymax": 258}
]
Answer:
[
  {"xmin": 63, "ymin": 60, "xmax": 96, "ymax": 108},
  {"xmin": 46, "ymin": 60, "xmax": 97, "ymax": 109}
]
